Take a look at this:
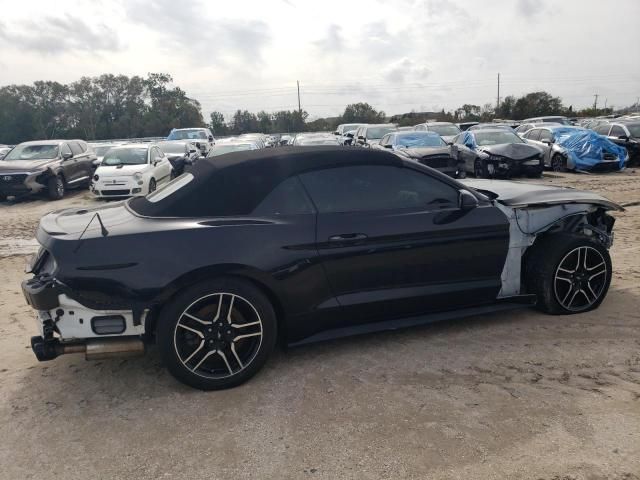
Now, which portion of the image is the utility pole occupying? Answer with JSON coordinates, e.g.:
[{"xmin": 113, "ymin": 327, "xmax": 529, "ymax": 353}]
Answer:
[
  {"xmin": 496, "ymin": 73, "xmax": 500, "ymax": 112},
  {"xmin": 604, "ymin": 98, "xmax": 608, "ymax": 111},
  {"xmin": 593, "ymin": 94, "xmax": 599, "ymax": 113},
  {"xmin": 297, "ymin": 80, "xmax": 301, "ymax": 114}
]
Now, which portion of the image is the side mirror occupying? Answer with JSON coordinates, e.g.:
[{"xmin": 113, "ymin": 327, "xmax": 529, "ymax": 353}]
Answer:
[
  {"xmin": 189, "ymin": 148, "xmax": 197, "ymax": 154},
  {"xmin": 447, "ymin": 141, "xmax": 453, "ymax": 146},
  {"xmin": 334, "ymin": 131, "xmax": 340, "ymax": 136},
  {"xmin": 384, "ymin": 144, "xmax": 393, "ymax": 149},
  {"xmin": 618, "ymin": 135, "xmax": 629, "ymax": 141},
  {"xmin": 62, "ymin": 151, "xmax": 73, "ymax": 160},
  {"xmin": 459, "ymin": 190, "xmax": 479, "ymax": 211},
  {"xmin": 208, "ymin": 135, "xmax": 214, "ymax": 142},
  {"xmin": 346, "ymin": 132, "xmax": 354, "ymax": 138}
]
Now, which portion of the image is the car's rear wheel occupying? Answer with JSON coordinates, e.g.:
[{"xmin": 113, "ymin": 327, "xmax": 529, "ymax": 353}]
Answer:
[
  {"xmin": 47, "ymin": 175, "xmax": 65, "ymax": 200},
  {"xmin": 157, "ymin": 277, "xmax": 277, "ymax": 390},
  {"xmin": 551, "ymin": 154, "xmax": 567, "ymax": 172},
  {"xmin": 525, "ymin": 233, "xmax": 612, "ymax": 314}
]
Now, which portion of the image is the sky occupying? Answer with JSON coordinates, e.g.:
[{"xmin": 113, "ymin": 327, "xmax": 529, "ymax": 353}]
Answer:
[{"xmin": 0, "ymin": 0, "xmax": 638, "ymax": 121}]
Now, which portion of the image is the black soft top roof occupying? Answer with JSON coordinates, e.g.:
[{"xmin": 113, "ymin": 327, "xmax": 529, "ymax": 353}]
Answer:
[{"xmin": 129, "ymin": 146, "xmax": 403, "ymax": 217}]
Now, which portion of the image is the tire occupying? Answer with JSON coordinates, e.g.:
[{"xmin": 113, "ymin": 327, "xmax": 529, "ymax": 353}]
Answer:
[
  {"xmin": 551, "ymin": 154, "xmax": 567, "ymax": 172},
  {"xmin": 148, "ymin": 178, "xmax": 156, "ymax": 194},
  {"xmin": 456, "ymin": 169, "xmax": 467, "ymax": 179},
  {"xmin": 157, "ymin": 277, "xmax": 278, "ymax": 390},
  {"xmin": 47, "ymin": 175, "xmax": 65, "ymax": 200},
  {"xmin": 524, "ymin": 233, "xmax": 612, "ymax": 315},
  {"xmin": 474, "ymin": 159, "xmax": 488, "ymax": 178}
]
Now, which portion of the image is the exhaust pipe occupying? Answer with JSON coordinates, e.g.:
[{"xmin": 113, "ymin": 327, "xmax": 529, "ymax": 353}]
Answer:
[{"xmin": 31, "ymin": 336, "xmax": 145, "ymax": 361}]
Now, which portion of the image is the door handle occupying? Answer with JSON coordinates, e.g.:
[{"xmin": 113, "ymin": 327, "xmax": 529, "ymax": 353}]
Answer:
[{"xmin": 328, "ymin": 233, "xmax": 368, "ymax": 243}]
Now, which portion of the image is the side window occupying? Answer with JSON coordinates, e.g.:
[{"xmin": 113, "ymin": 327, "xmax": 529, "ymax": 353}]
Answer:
[
  {"xmin": 69, "ymin": 141, "xmax": 83, "ymax": 156},
  {"xmin": 299, "ymin": 165, "xmax": 459, "ymax": 214},
  {"xmin": 595, "ymin": 124, "xmax": 611, "ymax": 135},
  {"xmin": 380, "ymin": 134, "xmax": 390, "ymax": 146},
  {"xmin": 252, "ymin": 177, "xmax": 315, "ymax": 216},
  {"xmin": 525, "ymin": 129, "xmax": 541, "ymax": 141},
  {"xmin": 610, "ymin": 126, "xmax": 626, "ymax": 137},
  {"xmin": 60, "ymin": 143, "xmax": 72, "ymax": 157},
  {"xmin": 454, "ymin": 134, "xmax": 464, "ymax": 145},
  {"xmin": 538, "ymin": 130, "xmax": 552, "ymax": 142},
  {"xmin": 78, "ymin": 141, "xmax": 88, "ymax": 152}
]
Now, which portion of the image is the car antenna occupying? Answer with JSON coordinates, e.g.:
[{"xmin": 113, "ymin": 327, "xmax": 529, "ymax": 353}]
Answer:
[{"xmin": 74, "ymin": 212, "xmax": 109, "ymax": 253}]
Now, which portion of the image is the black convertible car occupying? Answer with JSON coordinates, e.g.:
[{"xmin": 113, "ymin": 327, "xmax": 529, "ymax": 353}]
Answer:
[{"xmin": 23, "ymin": 147, "xmax": 621, "ymax": 390}]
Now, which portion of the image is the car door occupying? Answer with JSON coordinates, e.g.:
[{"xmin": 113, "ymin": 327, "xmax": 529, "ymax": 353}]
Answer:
[
  {"xmin": 61, "ymin": 142, "xmax": 81, "ymax": 183},
  {"xmin": 523, "ymin": 129, "xmax": 549, "ymax": 165},
  {"xmin": 74, "ymin": 141, "xmax": 94, "ymax": 181},
  {"xmin": 151, "ymin": 147, "xmax": 172, "ymax": 183},
  {"xmin": 299, "ymin": 163, "xmax": 510, "ymax": 326}
]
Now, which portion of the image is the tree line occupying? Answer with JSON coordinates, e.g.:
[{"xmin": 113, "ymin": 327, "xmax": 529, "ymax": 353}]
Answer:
[
  {"xmin": 0, "ymin": 73, "xmax": 204, "ymax": 144},
  {"xmin": 1, "ymin": 72, "xmax": 635, "ymax": 144}
]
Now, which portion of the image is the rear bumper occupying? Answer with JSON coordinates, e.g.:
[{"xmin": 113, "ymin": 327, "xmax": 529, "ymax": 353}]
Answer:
[{"xmin": 22, "ymin": 273, "xmax": 147, "ymax": 346}]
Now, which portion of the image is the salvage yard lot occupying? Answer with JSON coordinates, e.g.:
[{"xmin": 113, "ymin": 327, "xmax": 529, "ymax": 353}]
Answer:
[{"xmin": 1, "ymin": 170, "xmax": 639, "ymax": 479}]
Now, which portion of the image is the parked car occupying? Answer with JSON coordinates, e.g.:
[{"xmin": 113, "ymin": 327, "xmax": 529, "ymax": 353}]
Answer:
[
  {"xmin": 334, "ymin": 123, "xmax": 364, "ymax": 144},
  {"xmin": 592, "ymin": 121, "xmax": 640, "ymax": 166},
  {"xmin": 457, "ymin": 122, "xmax": 479, "ymax": 131},
  {"xmin": 451, "ymin": 129, "xmax": 544, "ymax": 178},
  {"xmin": 523, "ymin": 116, "xmax": 572, "ymax": 126},
  {"xmin": 0, "ymin": 140, "xmax": 96, "ymax": 200},
  {"xmin": 207, "ymin": 142, "xmax": 259, "ymax": 157},
  {"xmin": 522, "ymin": 126, "xmax": 628, "ymax": 172},
  {"xmin": 88, "ymin": 142, "xmax": 123, "ymax": 167},
  {"xmin": 353, "ymin": 124, "xmax": 397, "ymax": 147},
  {"xmin": 376, "ymin": 131, "xmax": 465, "ymax": 178},
  {"xmin": 293, "ymin": 134, "xmax": 342, "ymax": 146},
  {"xmin": 515, "ymin": 122, "xmax": 561, "ymax": 137},
  {"xmin": 413, "ymin": 122, "xmax": 462, "ymax": 144},
  {"xmin": 167, "ymin": 128, "xmax": 215, "ymax": 156},
  {"xmin": 158, "ymin": 140, "xmax": 201, "ymax": 176},
  {"xmin": 24, "ymin": 146, "xmax": 621, "ymax": 390},
  {"xmin": 91, "ymin": 143, "xmax": 173, "ymax": 198},
  {"xmin": 468, "ymin": 123, "xmax": 515, "ymax": 131}
]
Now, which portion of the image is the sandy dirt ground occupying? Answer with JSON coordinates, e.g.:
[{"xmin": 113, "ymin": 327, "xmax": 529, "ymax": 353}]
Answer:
[{"xmin": 0, "ymin": 171, "xmax": 639, "ymax": 480}]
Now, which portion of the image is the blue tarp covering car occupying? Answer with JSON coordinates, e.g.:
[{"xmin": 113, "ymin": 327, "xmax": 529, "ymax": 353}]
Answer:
[{"xmin": 552, "ymin": 127, "xmax": 628, "ymax": 171}]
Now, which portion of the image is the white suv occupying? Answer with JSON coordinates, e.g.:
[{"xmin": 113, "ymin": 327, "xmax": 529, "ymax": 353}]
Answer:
[{"xmin": 91, "ymin": 144, "xmax": 173, "ymax": 198}]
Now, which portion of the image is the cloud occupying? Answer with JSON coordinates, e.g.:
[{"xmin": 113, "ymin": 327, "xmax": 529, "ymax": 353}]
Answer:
[
  {"xmin": 516, "ymin": 0, "xmax": 547, "ymax": 17},
  {"xmin": 383, "ymin": 57, "xmax": 431, "ymax": 83},
  {"xmin": 0, "ymin": 15, "xmax": 121, "ymax": 54},
  {"xmin": 360, "ymin": 21, "xmax": 407, "ymax": 61},
  {"xmin": 123, "ymin": 0, "xmax": 271, "ymax": 64},
  {"xmin": 313, "ymin": 24, "xmax": 344, "ymax": 52}
]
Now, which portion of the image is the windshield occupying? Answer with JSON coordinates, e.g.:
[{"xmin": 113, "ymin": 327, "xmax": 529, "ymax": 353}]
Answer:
[
  {"xmin": 396, "ymin": 133, "xmax": 446, "ymax": 148},
  {"xmin": 159, "ymin": 143, "xmax": 187, "ymax": 154},
  {"xmin": 474, "ymin": 131, "xmax": 523, "ymax": 146},
  {"xmin": 626, "ymin": 124, "xmax": 640, "ymax": 137},
  {"xmin": 102, "ymin": 148, "xmax": 148, "ymax": 166},
  {"xmin": 93, "ymin": 146, "xmax": 115, "ymax": 156},
  {"xmin": 208, "ymin": 144, "xmax": 254, "ymax": 157},
  {"xmin": 3, "ymin": 144, "xmax": 58, "ymax": 161},
  {"xmin": 367, "ymin": 126, "xmax": 395, "ymax": 139},
  {"xmin": 428, "ymin": 125, "xmax": 461, "ymax": 136},
  {"xmin": 168, "ymin": 129, "xmax": 207, "ymax": 140}
]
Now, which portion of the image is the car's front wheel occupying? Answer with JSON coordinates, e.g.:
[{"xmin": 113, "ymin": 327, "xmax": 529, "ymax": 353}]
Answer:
[
  {"xmin": 47, "ymin": 175, "xmax": 65, "ymax": 200},
  {"xmin": 551, "ymin": 154, "xmax": 567, "ymax": 172},
  {"xmin": 157, "ymin": 277, "xmax": 277, "ymax": 390},
  {"xmin": 525, "ymin": 233, "xmax": 612, "ymax": 314}
]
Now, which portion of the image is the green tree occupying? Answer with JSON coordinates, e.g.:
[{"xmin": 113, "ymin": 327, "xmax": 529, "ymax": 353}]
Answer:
[
  {"xmin": 341, "ymin": 103, "xmax": 386, "ymax": 123},
  {"xmin": 209, "ymin": 111, "xmax": 228, "ymax": 135}
]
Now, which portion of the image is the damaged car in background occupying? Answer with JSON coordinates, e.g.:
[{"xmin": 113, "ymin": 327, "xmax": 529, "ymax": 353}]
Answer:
[
  {"xmin": 0, "ymin": 140, "xmax": 96, "ymax": 201},
  {"xmin": 23, "ymin": 147, "xmax": 621, "ymax": 390},
  {"xmin": 376, "ymin": 130, "xmax": 466, "ymax": 178},
  {"xmin": 451, "ymin": 129, "xmax": 544, "ymax": 178},
  {"xmin": 523, "ymin": 126, "xmax": 628, "ymax": 172}
]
